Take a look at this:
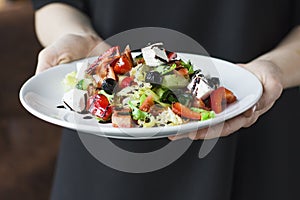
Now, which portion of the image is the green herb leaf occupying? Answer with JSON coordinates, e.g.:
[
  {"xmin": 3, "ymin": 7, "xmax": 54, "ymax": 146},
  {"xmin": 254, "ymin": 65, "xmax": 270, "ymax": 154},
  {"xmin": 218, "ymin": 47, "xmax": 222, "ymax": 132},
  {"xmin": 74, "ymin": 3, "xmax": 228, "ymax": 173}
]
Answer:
[
  {"xmin": 181, "ymin": 60, "xmax": 194, "ymax": 74},
  {"xmin": 128, "ymin": 101, "xmax": 149, "ymax": 121},
  {"xmin": 190, "ymin": 107, "xmax": 215, "ymax": 121}
]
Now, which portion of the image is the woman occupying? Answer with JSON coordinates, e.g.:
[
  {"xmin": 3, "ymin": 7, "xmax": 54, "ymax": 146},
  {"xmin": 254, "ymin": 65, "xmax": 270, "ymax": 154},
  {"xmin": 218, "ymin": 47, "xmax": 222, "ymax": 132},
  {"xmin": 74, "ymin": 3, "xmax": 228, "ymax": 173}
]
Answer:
[{"xmin": 32, "ymin": 0, "xmax": 300, "ymax": 199}]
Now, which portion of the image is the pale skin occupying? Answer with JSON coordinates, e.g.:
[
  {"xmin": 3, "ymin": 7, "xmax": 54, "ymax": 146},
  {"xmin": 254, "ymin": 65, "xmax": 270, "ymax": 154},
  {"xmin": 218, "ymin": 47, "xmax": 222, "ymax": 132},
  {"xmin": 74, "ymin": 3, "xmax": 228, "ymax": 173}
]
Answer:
[{"xmin": 35, "ymin": 3, "xmax": 300, "ymax": 140}]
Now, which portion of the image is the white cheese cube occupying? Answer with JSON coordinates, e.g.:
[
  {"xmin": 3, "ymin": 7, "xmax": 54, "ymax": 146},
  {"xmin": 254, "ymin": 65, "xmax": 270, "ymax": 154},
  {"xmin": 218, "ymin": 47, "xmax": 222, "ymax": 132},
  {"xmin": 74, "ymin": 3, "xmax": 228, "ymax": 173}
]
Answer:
[
  {"xmin": 188, "ymin": 78, "xmax": 213, "ymax": 100},
  {"xmin": 141, "ymin": 42, "xmax": 167, "ymax": 66},
  {"xmin": 62, "ymin": 88, "xmax": 87, "ymax": 112},
  {"xmin": 152, "ymin": 46, "xmax": 169, "ymax": 62}
]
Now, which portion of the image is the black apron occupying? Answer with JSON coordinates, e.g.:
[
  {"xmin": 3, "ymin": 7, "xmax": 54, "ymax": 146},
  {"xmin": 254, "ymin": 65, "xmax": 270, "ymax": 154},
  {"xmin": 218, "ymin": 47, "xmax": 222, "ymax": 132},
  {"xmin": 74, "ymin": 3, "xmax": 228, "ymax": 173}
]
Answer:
[{"xmin": 31, "ymin": 0, "xmax": 299, "ymax": 199}]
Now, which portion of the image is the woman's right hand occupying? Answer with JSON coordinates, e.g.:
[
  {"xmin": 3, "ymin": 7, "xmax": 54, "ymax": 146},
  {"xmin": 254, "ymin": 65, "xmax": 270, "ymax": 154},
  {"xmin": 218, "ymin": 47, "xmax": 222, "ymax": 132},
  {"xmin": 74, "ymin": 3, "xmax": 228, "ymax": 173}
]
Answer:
[{"xmin": 35, "ymin": 33, "xmax": 109, "ymax": 74}]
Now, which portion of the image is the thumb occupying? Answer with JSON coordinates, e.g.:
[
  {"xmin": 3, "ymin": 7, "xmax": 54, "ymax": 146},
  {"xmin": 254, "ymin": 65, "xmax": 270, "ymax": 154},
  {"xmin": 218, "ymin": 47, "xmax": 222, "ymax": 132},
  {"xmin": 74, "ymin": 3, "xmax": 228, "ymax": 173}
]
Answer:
[
  {"xmin": 236, "ymin": 63, "xmax": 246, "ymax": 67},
  {"xmin": 35, "ymin": 46, "xmax": 61, "ymax": 74}
]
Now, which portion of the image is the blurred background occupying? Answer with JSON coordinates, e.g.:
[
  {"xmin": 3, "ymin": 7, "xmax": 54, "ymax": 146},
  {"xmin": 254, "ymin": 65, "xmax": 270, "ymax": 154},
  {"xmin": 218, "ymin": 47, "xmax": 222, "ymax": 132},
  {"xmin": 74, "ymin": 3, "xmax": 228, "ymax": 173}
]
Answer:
[{"xmin": 0, "ymin": 0, "xmax": 61, "ymax": 199}]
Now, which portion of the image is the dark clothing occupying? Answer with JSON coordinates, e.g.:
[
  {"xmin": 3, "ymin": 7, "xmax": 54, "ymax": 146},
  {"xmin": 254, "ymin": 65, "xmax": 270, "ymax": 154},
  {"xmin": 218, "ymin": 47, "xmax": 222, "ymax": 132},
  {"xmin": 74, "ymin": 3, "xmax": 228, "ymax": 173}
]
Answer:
[
  {"xmin": 33, "ymin": 0, "xmax": 300, "ymax": 62},
  {"xmin": 32, "ymin": 0, "xmax": 299, "ymax": 199},
  {"xmin": 54, "ymin": 130, "xmax": 238, "ymax": 200}
]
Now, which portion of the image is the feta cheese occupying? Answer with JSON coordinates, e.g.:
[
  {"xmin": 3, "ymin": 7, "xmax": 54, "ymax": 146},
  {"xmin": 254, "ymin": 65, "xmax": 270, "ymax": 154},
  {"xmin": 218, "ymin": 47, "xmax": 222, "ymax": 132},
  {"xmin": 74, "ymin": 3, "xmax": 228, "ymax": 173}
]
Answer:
[
  {"xmin": 188, "ymin": 76, "xmax": 214, "ymax": 100},
  {"xmin": 196, "ymin": 79, "xmax": 214, "ymax": 99},
  {"xmin": 152, "ymin": 46, "xmax": 169, "ymax": 62},
  {"xmin": 141, "ymin": 46, "xmax": 161, "ymax": 66},
  {"xmin": 141, "ymin": 43, "xmax": 169, "ymax": 66},
  {"xmin": 62, "ymin": 88, "xmax": 87, "ymax": 112}
]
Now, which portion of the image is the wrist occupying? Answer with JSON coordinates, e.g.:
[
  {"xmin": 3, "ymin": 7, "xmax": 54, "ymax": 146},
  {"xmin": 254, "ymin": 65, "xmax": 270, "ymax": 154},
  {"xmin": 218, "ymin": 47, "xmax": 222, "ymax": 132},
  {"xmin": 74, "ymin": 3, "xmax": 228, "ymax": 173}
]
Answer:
[
  {"xmin": 256, "ymin": 47, "xmax": 300, "ymax": 88},
  {"xmin": 255, "ymin": 58, "xmax": 285, "ymax": 89}
]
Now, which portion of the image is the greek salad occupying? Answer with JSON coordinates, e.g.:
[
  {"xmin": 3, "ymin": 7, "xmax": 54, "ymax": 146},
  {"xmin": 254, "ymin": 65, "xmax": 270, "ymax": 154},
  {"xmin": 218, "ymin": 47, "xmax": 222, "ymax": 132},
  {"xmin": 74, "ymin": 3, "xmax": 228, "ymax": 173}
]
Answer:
[{"xmin": 61, "ymin": 43, "xmax": 237, "ymax": 128}]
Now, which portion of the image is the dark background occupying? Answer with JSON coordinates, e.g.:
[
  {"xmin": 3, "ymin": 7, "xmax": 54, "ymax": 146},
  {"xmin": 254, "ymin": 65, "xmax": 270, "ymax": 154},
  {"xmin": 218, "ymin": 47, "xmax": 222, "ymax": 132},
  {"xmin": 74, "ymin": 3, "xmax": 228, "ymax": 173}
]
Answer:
[{"xmin": 0, "ymin": 0, "xmax": 61, "ymax": 199}]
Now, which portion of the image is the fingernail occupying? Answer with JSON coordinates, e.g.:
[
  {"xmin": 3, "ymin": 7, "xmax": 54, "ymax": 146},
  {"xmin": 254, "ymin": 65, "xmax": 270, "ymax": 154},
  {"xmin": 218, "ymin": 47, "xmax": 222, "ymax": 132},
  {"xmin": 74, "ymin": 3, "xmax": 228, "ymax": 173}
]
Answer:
[
  {"xmin": 168, "ymin": 136, "xmax": 177, "ymax": 140},
  {"xmin": 168, "ymin": 134, "xmax": 187, "ymax": 141},
  {"xmin": 252, "ymin": 105, "xmax": 257, "ymax": 112}
]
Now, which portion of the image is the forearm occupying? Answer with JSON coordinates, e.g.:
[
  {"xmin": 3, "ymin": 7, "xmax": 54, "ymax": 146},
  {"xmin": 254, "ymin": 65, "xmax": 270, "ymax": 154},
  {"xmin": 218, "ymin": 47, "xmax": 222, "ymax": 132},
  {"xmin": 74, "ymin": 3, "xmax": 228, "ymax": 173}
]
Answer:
[
  {"xmin": 257, "ymin": 26, "xmax": 300, "ymax": 89},
  {"xmin": 34, "ymin": 3, "xmax": 102, "ymax": 47}
]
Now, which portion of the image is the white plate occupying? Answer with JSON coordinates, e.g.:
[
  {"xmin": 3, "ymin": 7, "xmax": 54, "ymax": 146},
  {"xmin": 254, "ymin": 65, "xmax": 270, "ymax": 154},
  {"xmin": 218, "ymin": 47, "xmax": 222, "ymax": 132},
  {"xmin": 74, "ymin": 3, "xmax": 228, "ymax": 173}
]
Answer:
[{"xmin": 19, "ymin": 53, "xmax": 262, "ymax": 139}]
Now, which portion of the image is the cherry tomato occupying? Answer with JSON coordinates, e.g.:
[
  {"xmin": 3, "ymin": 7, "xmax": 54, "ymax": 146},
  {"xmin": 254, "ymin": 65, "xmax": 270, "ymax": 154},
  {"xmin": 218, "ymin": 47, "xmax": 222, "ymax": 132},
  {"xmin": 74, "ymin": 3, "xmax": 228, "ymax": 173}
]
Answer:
[
  {"xmin": 87, "ymin": 94, "xmax": 112, "ymax": 121},
  {"xmin": 167, "ymin": 52, "xmax": 177, "ymax": 60},
  {"xmin": 113, "ymin": 54, "xmax": 133, "ymax": 75},
  {"xmin": 176, "ymin": 67, "xmax": 189, "ymax": 76}
]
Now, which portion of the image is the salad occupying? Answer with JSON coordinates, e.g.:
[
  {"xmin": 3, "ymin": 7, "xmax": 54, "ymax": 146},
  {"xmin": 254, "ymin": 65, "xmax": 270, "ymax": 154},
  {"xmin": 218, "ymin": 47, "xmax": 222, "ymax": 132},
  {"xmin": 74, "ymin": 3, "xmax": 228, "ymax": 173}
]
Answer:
[{"xmin": 62, "ymin": 43, "xmax": 237, "ymax": 128}]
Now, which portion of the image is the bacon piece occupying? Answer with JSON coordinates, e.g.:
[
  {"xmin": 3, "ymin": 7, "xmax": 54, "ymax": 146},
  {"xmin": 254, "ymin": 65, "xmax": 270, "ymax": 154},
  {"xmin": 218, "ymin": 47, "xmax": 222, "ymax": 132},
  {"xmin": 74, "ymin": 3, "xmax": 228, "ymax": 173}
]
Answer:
[
  {"xmin": 86, "ymin": 46, "xmax": 120, "ymax": 75},
  {"xmin": 112, "ymin": 107, "xmax": 134, "ymax": 128},
  {"xmin": 94, "ymin": 63, "xmax": 117, "ymax": 88},
  {"xmin": 139, "ymin": 95, "xmax": 154, "ymax": 112},
  {"xmin": 192, "ymin": 98, "xmax": 211, "ymax": 111},
  {"xmin": 210, "ymin": 87, "xmax": 237, "ymax": 114},
  {"xmin": 224, "ymin": 88, "xmax": 237, "ymax": 104}
]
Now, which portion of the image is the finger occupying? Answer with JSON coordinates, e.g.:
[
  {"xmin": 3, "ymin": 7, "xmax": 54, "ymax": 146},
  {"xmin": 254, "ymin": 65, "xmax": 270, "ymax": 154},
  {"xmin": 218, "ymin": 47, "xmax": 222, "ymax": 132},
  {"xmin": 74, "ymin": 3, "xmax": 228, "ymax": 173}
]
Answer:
[
  {"xmin": 36, "ymin": 51, "xmax": 51, "ymax": 74},
  {"xmin": 188, "ymin": 128, "xmax": 208, "ymax": 140},
  {"xmin": 168, "ymin": 129, "xmax": 203, "ymax": 140},
  {"xmin": 188, "ymin": 106, "xmax": 257, "ymax": 140},
  {"xmin": 35, "ymin": 47, "xmax": 58, "ymax": 74},
  {"xmin": 88, "ymin": 41, "xmax": 112, "ymax": 57},
  {"xmin": 196, "ymin": 112, "xmax": 258, "ymax": 140},
  {"xmin": 170, "ymin": 105, "xmax": 258, "ymax": 141},
  {"xmin": 168, "ymin": 133, "xmax": 189, "ymax": 141},
  {"xmin": 217, "ymin": 114, "xmax": 256, "ymax": 138},
  {"xmin": 236, "ymin": 63, "xmax": 246, "ymax": 67},
  {"xmin": 243, "ymin": 105, "xmax": 257, "ymax": 117},
  {"xmin": 193, "ymin": 123, "xmax": 224, "ymax": 140}
]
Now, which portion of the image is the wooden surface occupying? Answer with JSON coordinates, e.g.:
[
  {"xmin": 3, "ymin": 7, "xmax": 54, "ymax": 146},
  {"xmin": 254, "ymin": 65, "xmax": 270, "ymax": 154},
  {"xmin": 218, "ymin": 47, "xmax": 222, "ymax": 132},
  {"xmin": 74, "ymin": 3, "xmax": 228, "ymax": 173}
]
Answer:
[{"xmin": 0, "ymin": 1, "xmax": 61, "ymax": 199}]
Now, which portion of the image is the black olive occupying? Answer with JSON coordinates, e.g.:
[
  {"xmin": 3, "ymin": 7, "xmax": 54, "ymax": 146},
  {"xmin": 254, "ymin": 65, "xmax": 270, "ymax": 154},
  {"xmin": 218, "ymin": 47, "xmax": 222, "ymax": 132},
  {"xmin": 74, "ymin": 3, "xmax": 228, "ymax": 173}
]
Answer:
[
  {"xmin": 102, "ymin": 78, "xmax": 117, "ymax": 95},
  {"xmin": 208, "ymin": 77, "xmax": 220, "ymax": 89},
  {"xmin": 145, "ymin": 71, "xmax": 163, "ymax": 85}
]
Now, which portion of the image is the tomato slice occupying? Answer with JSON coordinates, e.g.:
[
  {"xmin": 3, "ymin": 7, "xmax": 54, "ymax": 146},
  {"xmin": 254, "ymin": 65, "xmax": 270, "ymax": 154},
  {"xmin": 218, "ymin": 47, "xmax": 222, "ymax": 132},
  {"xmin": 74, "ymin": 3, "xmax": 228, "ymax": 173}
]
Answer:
[
  {"xmin": 87, "ymin": 94, "xmax": 112, "ymax": 121},
  {"xmin": 172, "ymin": 102, "xmax": 201, "ymax": 120},
  {"xmin": 210, "ymin": 87, "xmax": 226, "ymax": 114},
  {"xmin": 176, "ymin": 68, "xmax": 189, "ymax": 76},
  {"xmin": 167, "ymin": 52, "xmax": 177, "ymax": 60},
  {"xmin": 113, "ymin": 54, "xmax": 133, "ymax": 75}
]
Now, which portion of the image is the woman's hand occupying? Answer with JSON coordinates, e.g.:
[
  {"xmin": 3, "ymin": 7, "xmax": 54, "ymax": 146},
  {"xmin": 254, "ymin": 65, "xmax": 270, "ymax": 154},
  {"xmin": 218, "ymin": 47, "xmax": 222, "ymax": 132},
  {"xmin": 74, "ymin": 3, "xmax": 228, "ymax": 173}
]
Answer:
[
  {"xmin": 35, "ymin": 33, "xmax": 109, "ymax": 74},
  {"xmin": 34, "ymin": 3, "xmax": 110, "ymax": 74},
  {"xmin": 169, "ymin": 59, "xmax": 283, "ymax": 140}
]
